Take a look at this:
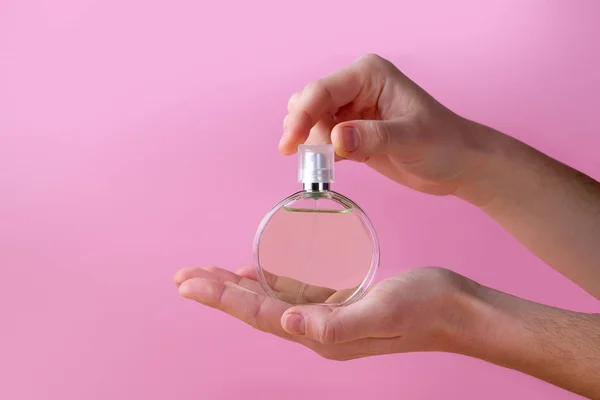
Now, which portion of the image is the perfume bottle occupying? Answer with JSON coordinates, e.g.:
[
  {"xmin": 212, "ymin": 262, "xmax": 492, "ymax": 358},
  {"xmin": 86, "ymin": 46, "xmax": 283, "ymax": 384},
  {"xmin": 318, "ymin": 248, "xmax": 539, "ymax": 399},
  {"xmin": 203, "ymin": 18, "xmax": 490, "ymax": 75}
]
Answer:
[{"xmin": 253, "ymin": 144, "xmax": 379, "ymax": 306}]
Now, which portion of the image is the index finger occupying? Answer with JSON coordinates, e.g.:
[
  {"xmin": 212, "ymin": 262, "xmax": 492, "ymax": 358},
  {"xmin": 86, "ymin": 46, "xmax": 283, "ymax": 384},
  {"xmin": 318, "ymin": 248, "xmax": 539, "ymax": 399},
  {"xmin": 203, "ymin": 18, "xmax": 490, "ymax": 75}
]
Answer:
[
  {"xmin": 179, "ymin": 277, "xmax": 293, "ymax": 339},
  {"xmin": 279, "ymin": 62, "xmax": 364, "ymax": 155}
]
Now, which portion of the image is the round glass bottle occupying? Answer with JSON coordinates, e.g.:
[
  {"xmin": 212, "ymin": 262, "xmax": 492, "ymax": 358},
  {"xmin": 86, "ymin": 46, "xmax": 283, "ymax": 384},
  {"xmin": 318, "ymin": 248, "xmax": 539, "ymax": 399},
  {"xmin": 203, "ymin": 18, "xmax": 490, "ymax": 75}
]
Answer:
[{"xmin": 253, "ymin": 144, "xmax": 379, "ymax": 306}]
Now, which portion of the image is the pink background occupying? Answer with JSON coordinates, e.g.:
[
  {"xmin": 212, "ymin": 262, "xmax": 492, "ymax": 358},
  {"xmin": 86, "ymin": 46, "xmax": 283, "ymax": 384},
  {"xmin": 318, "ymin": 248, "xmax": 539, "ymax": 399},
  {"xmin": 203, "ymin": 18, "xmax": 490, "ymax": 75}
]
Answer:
[{"xmin": 1, "ymin": 1, "xmax": 599, "ymax": 399}]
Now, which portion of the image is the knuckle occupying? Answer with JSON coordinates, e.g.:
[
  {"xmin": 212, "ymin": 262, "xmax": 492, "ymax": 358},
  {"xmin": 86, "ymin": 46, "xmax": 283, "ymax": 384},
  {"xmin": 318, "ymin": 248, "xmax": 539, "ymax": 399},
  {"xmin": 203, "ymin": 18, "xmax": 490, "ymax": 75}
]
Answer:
[
  {"xmin": 358, "ymin": 53, "xmax": 397, "ymax": 76},
  {"xmin": 360, "ymin": 53, "xmax": 385, "ymax": 64},
  {"xmin": 248, "ymin": 296, "xmax": 268, "ymax": 332},
  {"xmin": 359, "ymin": 53, "xmax": 390, "ymax": 69},
  {"xmin": 304, "ymin": 80, "xmax": 322, "ymax": 94},
  {"xmin": 213, "ymin": 283, "xmax": 227, "ymax": 307},
  {"xmin": 319, "ymin": 318, "xmax": 342, "ymax": 345},
  {"xmin": 283, "ymin": 114, "xmax": 289, "ymax": 129},
  {"xmin": 305, "ymin": 80, "xmax": 333, "ymax": 103},
  {"xmin": 287, "ymin": 91, "xmax": 300, "ymax": 112},
  {"xmin": 371, "ymin": 121, "xmax": 392, "ymax": 152}
]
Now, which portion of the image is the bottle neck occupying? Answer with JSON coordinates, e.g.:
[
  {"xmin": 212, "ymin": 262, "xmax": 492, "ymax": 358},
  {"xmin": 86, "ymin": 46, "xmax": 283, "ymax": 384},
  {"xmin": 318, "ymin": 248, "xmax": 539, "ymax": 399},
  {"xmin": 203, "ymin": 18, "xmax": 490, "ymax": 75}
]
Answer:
[{"xmin": 303, "ymin": 182, "xmax": 330, "ymax": 192}]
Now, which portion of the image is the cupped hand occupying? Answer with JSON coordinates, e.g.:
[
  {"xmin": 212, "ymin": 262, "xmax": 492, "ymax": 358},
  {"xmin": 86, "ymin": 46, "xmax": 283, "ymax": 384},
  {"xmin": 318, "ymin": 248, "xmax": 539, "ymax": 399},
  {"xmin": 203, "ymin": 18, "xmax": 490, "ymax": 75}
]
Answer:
[
  {"xmin": 174, "ymin": 265, "xmax": 482, "ymax": 360},
  {"xmin": 281, "ymin": 53, "xmax": 496, "ymax": 196}
]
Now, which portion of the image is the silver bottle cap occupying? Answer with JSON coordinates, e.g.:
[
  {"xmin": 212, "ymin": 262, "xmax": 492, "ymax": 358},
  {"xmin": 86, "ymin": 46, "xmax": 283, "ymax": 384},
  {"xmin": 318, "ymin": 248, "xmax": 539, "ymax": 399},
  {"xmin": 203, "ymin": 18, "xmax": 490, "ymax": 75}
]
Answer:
[{"xmin": 297, "ymin": 144, "xmax": 335, "ymax": 184}]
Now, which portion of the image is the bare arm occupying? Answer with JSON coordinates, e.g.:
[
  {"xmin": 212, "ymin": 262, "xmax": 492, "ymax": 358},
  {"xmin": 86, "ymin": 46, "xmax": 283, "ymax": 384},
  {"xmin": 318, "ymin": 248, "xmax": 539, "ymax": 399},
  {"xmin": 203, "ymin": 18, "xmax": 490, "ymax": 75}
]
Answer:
[
  {"xmin": 456, "ymin": 282, "xmax": 600, "ymax": 399},
  {"xmin": 456, "ymin": 121, "xmax": 600, "ymax": 299}
]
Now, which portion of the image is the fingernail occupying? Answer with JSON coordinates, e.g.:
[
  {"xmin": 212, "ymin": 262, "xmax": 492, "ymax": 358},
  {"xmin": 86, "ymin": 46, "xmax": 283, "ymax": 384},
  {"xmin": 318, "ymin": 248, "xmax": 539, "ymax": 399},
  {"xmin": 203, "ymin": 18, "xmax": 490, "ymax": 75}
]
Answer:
[
  {"xmin": 341, "ymin": 126, "xmax": 359, "ymax": 152},
  {"xmin": 284, "ymin": 313, "xmax": 305, "ymax": 335}
]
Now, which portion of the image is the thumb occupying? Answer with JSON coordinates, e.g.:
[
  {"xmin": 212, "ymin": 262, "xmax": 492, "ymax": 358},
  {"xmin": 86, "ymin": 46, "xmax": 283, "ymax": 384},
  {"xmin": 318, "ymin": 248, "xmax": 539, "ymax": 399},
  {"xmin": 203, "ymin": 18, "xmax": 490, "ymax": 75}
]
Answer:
[
  {"xmin": 331, "ymin": 119, "xmax": 412, "ymax": 161},
  {"xmin": 281, "ymin": 301, "xmax": 383, "ymax": 344}
]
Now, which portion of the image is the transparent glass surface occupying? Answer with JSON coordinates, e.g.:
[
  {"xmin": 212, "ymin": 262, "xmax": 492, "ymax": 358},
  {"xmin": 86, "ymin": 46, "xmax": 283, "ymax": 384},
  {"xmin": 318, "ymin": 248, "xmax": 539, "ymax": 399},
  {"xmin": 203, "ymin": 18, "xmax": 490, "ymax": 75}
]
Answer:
[{"xmin": 253, "ymin": 190, "xmax": 379, "ymax": 306}]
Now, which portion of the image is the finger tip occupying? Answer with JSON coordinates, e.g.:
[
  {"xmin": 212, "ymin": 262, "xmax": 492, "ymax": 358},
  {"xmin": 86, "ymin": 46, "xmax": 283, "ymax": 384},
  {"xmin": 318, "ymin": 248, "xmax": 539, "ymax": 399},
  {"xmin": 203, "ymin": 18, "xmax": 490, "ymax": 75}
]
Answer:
[
  {"xmin": 329, "ymin": 135, "xmax": 346, "ymax": 157},
  {"xmin": 178, "ymin": 279, "xmax": 198, "ymax": 298},
  {"xmin": 173, "ymin": 266, "xmax": 206, "ymax": 287},
  {"xmin": 173, "ymin": 269, "xmax": 190, "ymax": 287},
  {"xmin": 173, "ymin": 275, "xmax": 182, "ymax": 287},
  {"xmin": 278, "ymin": 140, "xmax": 295, "ymax": 156},
  {"xmin": 178, "ymin": 278, "xmax": 209, "ymax": 299},
  {"xmin": 178, "ymin": 282, "xmax": 192, "ymax": 298},
  {"xmin": 279, "ymin": 130, "xmax": 304, "ymax": 156},
  {"xmin": 235, "ymin": 265, "xmax": 256, "ymax": 277},
  {"xmin": 333, "ymin": 146, "xmax": 351, "ymax": 160}
]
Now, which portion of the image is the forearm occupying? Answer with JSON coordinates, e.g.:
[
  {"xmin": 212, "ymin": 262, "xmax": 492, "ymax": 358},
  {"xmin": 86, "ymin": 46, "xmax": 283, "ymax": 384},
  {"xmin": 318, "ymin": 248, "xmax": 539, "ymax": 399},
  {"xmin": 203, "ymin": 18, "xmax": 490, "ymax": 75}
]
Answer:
[
  {"xmin": 454, "ymin": 285, "xmax": 600, "ymax": 398},
  {"xmin": 456, "ymin": 121, "xmax": 600, "ymax": 298}
]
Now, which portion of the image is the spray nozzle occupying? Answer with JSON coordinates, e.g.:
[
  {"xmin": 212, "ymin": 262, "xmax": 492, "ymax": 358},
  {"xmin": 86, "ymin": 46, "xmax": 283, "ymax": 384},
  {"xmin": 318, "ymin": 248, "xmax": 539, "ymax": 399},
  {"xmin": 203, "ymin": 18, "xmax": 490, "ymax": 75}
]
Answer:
[{"xmin": 297, "ymin": 144, "xmax": 335, "ymax": 184}]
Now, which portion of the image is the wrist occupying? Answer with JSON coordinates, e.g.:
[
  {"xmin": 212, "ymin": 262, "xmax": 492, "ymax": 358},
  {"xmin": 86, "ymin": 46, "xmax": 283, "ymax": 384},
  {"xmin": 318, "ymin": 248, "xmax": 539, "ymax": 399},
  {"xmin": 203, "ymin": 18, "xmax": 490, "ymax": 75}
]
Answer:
[
  {"xmin": 442, "ymin": 282, "xmax": 600, "ymax": 398},
  {"xmin": 430, "ymin": 279, "xmax": 506, "ymax": 355},
  {"xmin": 452, "ymin": 119, "xmax": 523, "ymax": 209},
  {"xmin": 445, "ymin": 284, "xmax": 524, "ymax": 360},
  {"xmin": 426, "ymin": 274, "xmax": 529, "ymax": 362}
]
